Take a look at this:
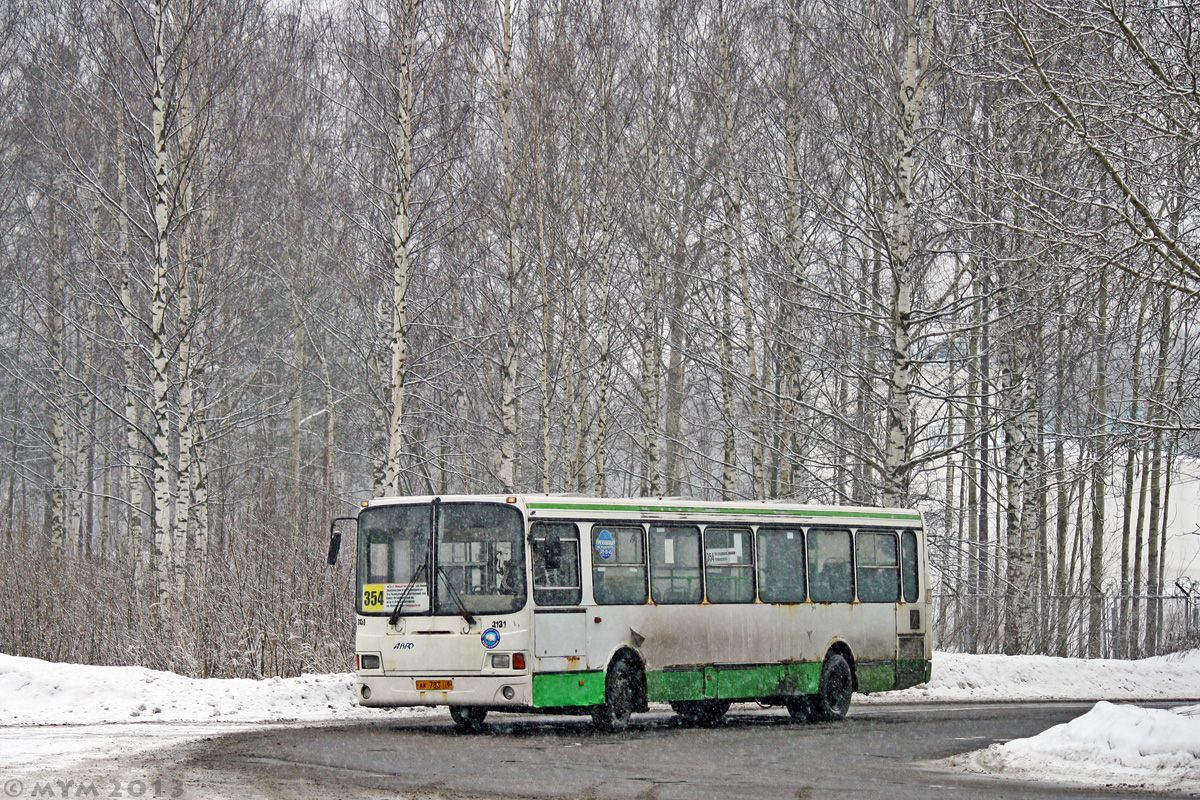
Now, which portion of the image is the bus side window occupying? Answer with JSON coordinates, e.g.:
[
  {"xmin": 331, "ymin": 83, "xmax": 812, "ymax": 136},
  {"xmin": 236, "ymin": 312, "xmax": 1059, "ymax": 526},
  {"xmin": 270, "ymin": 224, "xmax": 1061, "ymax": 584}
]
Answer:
[
  {"xmin": 591, "ymin": 525, "xmax": 648, "ymax": 605},
  {"xmin": 650, "ymin": 525, "xmax": 702, "ymax": 604},
  {"xmin": 705, "ymin": 527, "xmax": 755, "ymax": 603},
  {"xmin": 807, "ymin": 528, "xmax": 854, "ymax": 603},
  {"xmin": 532, "ymin": 522, "xmax": 582, "ymax": 606},
  {"xmin": 901, "ymin": 530, "xmax": 920, "ymax": 603},
  {"xmin": 855, "ymin": 530, "xmax": 900, "ymax": 603},
  {"xmin": 756, "ymin": 527, "xmax": 805, "ymax": 603}
]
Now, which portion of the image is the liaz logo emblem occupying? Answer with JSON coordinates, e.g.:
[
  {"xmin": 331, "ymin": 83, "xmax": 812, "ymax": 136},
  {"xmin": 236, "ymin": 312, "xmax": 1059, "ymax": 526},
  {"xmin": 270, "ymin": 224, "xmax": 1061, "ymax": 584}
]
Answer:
[{"xmin": 481, "ymin": 627, "xmax": 501, "ymax": 649}]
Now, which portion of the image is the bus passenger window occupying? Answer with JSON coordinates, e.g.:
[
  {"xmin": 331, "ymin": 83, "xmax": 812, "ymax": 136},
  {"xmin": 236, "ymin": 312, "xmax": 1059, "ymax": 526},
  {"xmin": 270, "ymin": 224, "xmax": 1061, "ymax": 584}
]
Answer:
[
  {"xmin": 756, "ymin": 527, "xmax": 806, "ymax": 603},
  {"xmin": 902, "ymin": 530, "xmax": 920, "ymax": 602},
  {"xmin": 532, "ymin": 522, "xmax": 582, "ymax": 606},
  {"xmin": 855, "ymin": 531, "xmax": 900, "ymax": 603},
  {"xmin": 650, "ymin": 526, "xmax": 702, "ymax": 604},
  {"xmin": 705, "ymin": 527, "xmax": 755, "ymax": 603},
  {"xmin": 807, "ymin": 528, "xmax": 853, "ymax": 602},
  {"xmin": 591, "ymin": 525, "xmax": 647, "ymax": 604}
]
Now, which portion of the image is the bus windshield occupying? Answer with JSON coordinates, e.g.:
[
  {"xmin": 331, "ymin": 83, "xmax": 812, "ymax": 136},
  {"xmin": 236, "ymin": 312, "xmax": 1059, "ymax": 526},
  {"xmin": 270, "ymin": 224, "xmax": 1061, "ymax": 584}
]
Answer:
[
  {"xmin": 357, "ymin": 502, "xmax": 525, "ymax": 616},
  {"xmin": 436, "ymin": 503, "xmax": 526, "ymax": 614}
]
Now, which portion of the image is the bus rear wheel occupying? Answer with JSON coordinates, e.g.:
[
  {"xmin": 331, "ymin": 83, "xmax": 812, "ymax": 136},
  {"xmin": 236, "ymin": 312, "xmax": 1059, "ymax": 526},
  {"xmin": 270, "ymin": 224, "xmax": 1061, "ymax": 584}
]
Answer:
[
  {"xmin": 671, "ymin": 699, "xmax": 731, "ymax": 727},
  {"xmin": 449, "ymin": 706, "xmax": 488, "ymax": 733},
  {"xmin": 784, "ymin": 696, "xmax": 813, "ymax": 722},
  {"xmin": 592, "ymin": 658, "xmax": 637, "ymax": 733},
  {"xmin": 808, "ymin": 653, "xmax": 853, "ymax": 722}
]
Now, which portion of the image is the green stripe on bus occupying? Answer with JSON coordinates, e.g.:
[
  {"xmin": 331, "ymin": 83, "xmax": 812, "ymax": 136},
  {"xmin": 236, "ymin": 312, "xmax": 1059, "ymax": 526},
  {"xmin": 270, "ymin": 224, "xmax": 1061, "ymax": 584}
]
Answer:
[
  {"xmin": 532, "ymin": 659, "xmax": 931, "ymax": 707},
  {"xmin": 532, "ymin": 671, "xmax": 606, "ymax": 708},
  {"xmin": 525, "ymin": 501, "xmax": 921, "ymax": 522},
  {"xmin": 855, "ymin": 662, "xmax": 896, "ymax": 694}
]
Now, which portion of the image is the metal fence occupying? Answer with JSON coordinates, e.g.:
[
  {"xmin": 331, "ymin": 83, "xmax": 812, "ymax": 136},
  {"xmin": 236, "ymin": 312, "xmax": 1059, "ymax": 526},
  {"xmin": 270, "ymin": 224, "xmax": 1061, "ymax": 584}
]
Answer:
[{"xmin": 932, "ymin": 586, "xmax": 1200, "ymax": 658}]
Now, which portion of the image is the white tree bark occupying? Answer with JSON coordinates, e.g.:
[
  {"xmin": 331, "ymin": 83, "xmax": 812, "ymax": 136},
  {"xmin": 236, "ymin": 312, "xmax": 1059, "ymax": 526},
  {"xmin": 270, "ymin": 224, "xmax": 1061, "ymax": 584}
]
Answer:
[
  {"xmin": 496, "ymin": 0, "xmax": 520, "ymax": 493},
  {"xmin": 47, "ymin": 195, "xmax": 67, "ymax": 550},
  {"xmin": 382, "ymin": 0, "xmax": 417, "ymax": 496},
  {"xmin": 717, "ymin": 0, "xmax": 763, "ymax": 500},
  {"xmin": 882, "ymin": 0, "xmax": 938, "ymax": 508},
  {"xmin": 149, "ymin": 0, "xmax": 174, "ymax": 615},
  {"xmin": 174, "ymin": 93, "xmax": 197, "ymax": 592}
]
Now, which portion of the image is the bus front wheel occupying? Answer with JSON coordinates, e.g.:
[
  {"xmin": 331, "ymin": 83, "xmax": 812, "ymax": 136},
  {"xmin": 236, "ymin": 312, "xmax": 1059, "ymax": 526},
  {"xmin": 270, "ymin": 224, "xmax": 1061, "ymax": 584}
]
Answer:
[
  {"xmin": 808, "ymin": 653, "xmax": 853, "ymax": 722},
  {"xmin": 592, "ymin": 658, "xmax": 637, "ymax": 732},
  {"xmin": 449, "ymin": 705, "xmax": 488, "ymax": 732}
]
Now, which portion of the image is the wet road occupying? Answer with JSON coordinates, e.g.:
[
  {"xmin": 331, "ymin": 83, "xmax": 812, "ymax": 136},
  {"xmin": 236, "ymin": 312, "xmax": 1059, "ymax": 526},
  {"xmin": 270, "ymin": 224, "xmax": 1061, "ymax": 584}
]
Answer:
[{"xmin": 177, "ymin": 702, "xmax": 1183, "ymax": 799}]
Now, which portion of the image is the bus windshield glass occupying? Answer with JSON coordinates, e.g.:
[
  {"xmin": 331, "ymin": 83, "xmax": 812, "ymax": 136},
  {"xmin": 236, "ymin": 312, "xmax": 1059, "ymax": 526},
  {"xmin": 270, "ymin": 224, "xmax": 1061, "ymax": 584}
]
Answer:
[
  {"xmin": 358, "ymin": 502, "xmax": 526, "ymax": 616},
  {"xmin": 358, "ymin": 504, "xmax": 432, "ymax": 614},
  {"xmin": 436, "ymin": 503, "xmax": 526, "ymax": 614}
]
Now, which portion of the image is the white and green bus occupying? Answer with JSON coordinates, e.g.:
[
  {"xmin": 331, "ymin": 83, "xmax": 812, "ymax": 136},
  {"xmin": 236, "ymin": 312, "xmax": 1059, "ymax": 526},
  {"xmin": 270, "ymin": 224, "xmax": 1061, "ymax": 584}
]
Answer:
[{"xmin": 327, "ymin": 494, "xmax": 930, "ymax": 731}]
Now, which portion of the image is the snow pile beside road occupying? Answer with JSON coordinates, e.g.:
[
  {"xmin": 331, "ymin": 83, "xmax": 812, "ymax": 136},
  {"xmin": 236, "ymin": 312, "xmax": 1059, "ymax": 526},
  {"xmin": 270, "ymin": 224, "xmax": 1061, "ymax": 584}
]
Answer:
[
  {"xmin": 873, "ymin": 649, "xmax": 1200, "ymax": 703},
  {"xmin": 949, "ymin": 701, "xmax": 1200, "ymax": 793},
  {"xmin": 0, "ymin": 653, "xmax": 407, "ymax": 726}
]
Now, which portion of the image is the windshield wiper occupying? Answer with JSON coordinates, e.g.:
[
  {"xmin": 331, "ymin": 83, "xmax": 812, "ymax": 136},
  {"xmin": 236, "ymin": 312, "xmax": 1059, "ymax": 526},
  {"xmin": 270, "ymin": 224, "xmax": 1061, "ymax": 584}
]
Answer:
[
  {"xmin": 387, "ymin": 563, "xmax": 428, "ymax": 626},
  {"xmin": 437, "ymin": 566, "xmax": 477, "ymax": 626}
]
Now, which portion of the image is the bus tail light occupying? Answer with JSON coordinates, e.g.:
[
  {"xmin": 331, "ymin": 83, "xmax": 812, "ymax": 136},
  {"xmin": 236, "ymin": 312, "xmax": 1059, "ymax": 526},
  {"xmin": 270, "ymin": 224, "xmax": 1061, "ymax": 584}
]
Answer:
[{"xmin": 513, "ymin": 652, "xmax": 526, "ymax": 670}]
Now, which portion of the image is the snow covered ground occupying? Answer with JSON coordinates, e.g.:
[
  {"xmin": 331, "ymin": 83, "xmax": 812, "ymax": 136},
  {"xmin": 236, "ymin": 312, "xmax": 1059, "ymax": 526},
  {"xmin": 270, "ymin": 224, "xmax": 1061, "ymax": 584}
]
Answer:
[
  {"xmin": 871, "ymin": 648, "xmax": 1200, "ymax": 704},
  {"xmin": 946, "ymin": 701, "xmax": 1200, "ymax": 794},
  {"xmin": 0, "ymin": 653, "xmax": 427, "ymax": 774},
  {"xmin": 2, "ymin": 649, "xmax": 1198, "ymax": 791},
  {"xmin": 0, "ymin": 653, "xmax": 401, "ymax": 726}
]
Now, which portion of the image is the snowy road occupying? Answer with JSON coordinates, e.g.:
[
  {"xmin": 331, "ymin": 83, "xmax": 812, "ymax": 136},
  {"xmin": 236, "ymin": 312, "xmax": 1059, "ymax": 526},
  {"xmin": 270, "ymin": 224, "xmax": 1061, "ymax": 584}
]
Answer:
[{"xmin": 147, "ymin": 701, "xmax": 1194, "ymax": 799}]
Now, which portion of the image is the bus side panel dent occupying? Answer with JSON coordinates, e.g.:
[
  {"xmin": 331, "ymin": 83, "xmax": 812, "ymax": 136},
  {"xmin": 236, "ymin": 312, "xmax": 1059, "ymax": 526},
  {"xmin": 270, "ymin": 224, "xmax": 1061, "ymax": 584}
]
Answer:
[{"xmin": 532, "ymin": 671, "xmax": 605, "ymax": 707}]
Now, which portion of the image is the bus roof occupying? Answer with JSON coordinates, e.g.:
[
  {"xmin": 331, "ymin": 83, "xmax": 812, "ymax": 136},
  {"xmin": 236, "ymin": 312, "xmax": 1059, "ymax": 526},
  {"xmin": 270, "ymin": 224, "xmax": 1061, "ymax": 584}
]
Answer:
[{"xmin": 363, "ymin": 494, "xmax": 924, "ymax": 526}]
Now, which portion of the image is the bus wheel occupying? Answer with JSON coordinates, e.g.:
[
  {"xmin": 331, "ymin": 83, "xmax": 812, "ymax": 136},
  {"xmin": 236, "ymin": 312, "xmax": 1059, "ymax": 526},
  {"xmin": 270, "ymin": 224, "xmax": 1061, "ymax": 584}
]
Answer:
[
  {"xmin": 592, "ymin": 658, "xmax": 637, "ymax": 733},
  {"xmin": 784, "ymin": 696, "xmax": 813, "ymax": 722},
  {"xmin": 671, "ymin": 700, "xmax": 731, "ymax": 727},
  {"xmin": 449, "ymin": 706, "xmax": 488, "ymax": 733},
  {"xmin": 809, "ymin": 653, "xmax": 853, "ymax": 722}
]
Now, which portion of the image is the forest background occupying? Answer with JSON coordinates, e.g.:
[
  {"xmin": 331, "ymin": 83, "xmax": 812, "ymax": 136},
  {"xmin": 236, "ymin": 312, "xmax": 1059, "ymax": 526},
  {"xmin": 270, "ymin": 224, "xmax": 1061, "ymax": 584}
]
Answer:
[{"xmin": 1, "ymin": 0, "xmax": 1198, "ymax": 678}]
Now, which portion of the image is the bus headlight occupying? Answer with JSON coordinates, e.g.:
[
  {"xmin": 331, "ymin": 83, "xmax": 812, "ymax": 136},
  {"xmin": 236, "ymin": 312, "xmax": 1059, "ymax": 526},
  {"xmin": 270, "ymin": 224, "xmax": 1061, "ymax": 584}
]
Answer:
[
  {"xmin": 490, "ymin": 654, "xmax": 511, "ymax": 669},
  {"xmin": 361, "ymin": 685, "xmax": 372, "ymax": 700},
  {"xmin": 359, "ymin": 654, "xmax": 381, "ymax": 670},
  {"xmin": 502, "ymin": 685, "xmax": 515, "ymax": 700}
]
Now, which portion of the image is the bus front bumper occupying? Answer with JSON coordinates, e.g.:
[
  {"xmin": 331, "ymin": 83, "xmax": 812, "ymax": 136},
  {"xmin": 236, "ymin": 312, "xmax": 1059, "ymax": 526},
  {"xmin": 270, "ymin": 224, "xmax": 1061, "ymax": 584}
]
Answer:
[{"xmin": 356, "ymin": 674, "xmax": 533, "ymax": 708}]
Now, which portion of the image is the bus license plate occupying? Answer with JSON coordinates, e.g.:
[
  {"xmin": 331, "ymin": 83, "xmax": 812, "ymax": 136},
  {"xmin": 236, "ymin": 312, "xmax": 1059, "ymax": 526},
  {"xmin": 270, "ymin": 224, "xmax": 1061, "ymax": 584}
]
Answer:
[{"xmin": 416, "ymin": 679, "xmax": 453, "ymax": 691}]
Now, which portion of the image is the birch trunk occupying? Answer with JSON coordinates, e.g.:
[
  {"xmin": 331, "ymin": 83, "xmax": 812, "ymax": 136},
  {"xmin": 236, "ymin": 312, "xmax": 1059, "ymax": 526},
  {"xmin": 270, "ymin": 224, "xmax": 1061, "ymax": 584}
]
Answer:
[
  {"xmin": 1145, "ymin": 288, "xmax": 1170, "ymax": 654},
  {"xmin": 719, "ymin": 263, "xmax": 737, "ymax": 500},
  {"xmin": 383, "ymin": 0, "xmax": 417, "ymax": 496},
  {"xmin": 662, "ymin": 227, "xmax": 689, "ymax": 496},
  {"xmin": 496, "ymin": 0, "xmax": 520, "ymax": 493},
  {"xmin": 173, "ymin": 94, "xmax": 199, "ymax": 592},
  {"xmin": 47, "ymin": 196, "xmax": 67, "ymax": 551},
  {"xmin": 882, "ymin": 0, "xmax": 938, "ymax": 507},
  {"xmin": 535, "ymin": 134, "xmax": 552, "ymax": 495},
  {"xmin": 594, "ymin": 260, "xmax": 614, "ymax": 496},
  {"xmin": 1119, "ymin": 294, "xmax": 1147, "ymax": 654},
  {"xmin": 1087, "ymin": 268, "xmax": 1109, "ymax": 657},
  {"xmin": 149, "ymin": 0, "xmax": 174, "ymax": 616},
  {"xmin": 639, "ymin": 251, "xmax": 661, "ymax": 496},
  {"xmin": 717, "ymin": 0, "xmax": 762, "ymax": 499}
]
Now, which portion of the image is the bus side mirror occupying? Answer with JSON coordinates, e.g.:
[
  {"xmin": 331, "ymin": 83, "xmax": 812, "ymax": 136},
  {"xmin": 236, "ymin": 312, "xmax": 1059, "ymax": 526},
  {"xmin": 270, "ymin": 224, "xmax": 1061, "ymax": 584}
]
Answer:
[
  {"xmin": 327, "ymin": 530, "xmax": 342, "ymax": 566},
  {"xmin": 327, "ymin": 516, "xmax": 358, "ymax": 566}
]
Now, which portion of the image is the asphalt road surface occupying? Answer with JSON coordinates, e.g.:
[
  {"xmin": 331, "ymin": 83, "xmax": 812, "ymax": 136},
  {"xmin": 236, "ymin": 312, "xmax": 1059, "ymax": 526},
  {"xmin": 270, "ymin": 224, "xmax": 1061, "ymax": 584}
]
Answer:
[{"xmin": 174, "ymin": 702, "xmax": 1184, "ymax": 800}]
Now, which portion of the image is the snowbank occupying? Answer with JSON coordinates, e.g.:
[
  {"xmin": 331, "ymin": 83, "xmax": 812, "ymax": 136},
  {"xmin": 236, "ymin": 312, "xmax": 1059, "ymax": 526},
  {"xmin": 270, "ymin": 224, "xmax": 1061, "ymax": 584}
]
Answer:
[
  {"xmin": 871, "ymin": 649, "xmax": 1200, "ymax": 703},
  {"xmin": 0, "ymin": 653, "xmax": 409, "ymax": 726},
  {"xmin": 3, "ymin": 648, "xmax": 1199, "ymax": 727},
  {"xmin": 949, "ymin": 701, "xmax": 1200, "ymax": 794}
]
